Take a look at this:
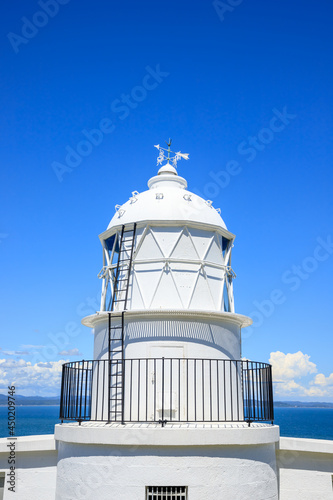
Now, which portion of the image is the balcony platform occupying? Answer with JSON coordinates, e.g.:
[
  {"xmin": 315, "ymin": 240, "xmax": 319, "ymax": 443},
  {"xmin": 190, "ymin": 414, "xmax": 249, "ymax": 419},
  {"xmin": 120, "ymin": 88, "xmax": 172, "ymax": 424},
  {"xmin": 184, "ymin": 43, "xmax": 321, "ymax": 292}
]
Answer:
[{"xmin": 55, "ymin": 421, "xmax": 279, "ymax": 447}]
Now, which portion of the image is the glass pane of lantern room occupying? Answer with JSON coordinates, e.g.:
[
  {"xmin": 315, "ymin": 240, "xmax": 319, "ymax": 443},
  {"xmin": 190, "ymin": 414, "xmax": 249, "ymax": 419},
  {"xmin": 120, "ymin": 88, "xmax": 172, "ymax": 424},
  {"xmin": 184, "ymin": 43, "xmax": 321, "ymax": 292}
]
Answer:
[
  {"xmin": 104, "ymin": 234, "xmax": 119, "ymax": 264},
  {"xmin": 223, "ymin": 283, "xmax": 230, "ymax": 312},
  {"xmin": 221, "ymin": 236, "xmax": 229, "ymax": 258}
]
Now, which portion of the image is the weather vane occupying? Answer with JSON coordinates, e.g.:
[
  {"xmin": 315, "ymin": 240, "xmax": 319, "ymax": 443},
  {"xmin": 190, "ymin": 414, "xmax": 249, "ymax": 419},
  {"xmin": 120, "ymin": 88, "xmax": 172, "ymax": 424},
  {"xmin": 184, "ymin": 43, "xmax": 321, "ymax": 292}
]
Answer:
[{"xmin": 154, "ymin": 139, "xmax": 189, "ymax": 168}]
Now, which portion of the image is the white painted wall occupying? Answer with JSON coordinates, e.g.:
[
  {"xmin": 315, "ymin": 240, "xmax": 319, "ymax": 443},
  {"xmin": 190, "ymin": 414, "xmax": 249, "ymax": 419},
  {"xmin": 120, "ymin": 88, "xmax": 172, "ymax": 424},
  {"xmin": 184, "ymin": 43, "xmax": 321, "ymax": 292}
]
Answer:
[
  {"xmin": 0, "ymin": 436, "xmax": 57, "ymax": 500},
  {"xmin": 92, "ymin": 312, "xmax": 242, "ymax": 362},
  {"xmin": 278, "ymin": 437, "xmax": 333, "ymax": 500}
]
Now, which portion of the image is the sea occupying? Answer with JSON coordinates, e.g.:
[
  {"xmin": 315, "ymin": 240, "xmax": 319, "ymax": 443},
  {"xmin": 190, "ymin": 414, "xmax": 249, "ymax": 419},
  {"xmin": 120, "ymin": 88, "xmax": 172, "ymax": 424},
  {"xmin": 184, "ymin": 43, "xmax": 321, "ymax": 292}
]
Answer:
[{"xmin": 0, "ymin": 406, "xmax": 333, "ymax": 440}]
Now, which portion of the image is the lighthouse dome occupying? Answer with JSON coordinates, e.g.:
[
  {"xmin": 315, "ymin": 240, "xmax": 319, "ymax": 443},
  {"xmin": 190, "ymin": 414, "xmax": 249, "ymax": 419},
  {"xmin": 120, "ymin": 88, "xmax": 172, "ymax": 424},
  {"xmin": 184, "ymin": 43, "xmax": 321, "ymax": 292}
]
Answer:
[
  {"xmin": 107, "ymin": 165, "xmax": 227, "ymax": 230},
  {"xmin": 98, "ymin": 152, "xmax": 236, "ymax": 314}
]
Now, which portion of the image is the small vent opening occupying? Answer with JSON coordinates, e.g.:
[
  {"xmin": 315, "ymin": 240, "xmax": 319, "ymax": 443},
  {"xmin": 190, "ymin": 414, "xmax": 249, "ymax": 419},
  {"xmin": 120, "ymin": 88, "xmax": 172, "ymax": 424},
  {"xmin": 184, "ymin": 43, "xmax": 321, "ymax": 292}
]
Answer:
[{"xmin": 146, "ymin": 486, "xmax": 187, "ymax": 500}]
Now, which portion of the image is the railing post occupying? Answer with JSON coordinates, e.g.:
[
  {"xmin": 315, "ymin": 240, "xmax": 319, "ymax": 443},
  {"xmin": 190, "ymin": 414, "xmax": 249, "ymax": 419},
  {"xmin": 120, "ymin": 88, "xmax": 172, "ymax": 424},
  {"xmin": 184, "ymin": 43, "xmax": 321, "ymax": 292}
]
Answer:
[
  {"xmin": 122, "ymin": 358, "xmax": 125, "ymax": 424},
  {"xmin": 161, "ymin": 357, "xmax": 165, "ymax": 423},
  {"xmin": 59, "ymin": 364, "xmax": 65, "ymax": 420},
  {"xmin": 246, "ymin": 360, "xmax": 251, "ymax": 426},
  {"xmin": 158, "ymin": 357, "xmax": 167, "ymax": 427},
  {"xmin": 108, "ymin": 313, "xmax": 111, "ymax": 423},
  {"xmin": 269, "ymin": 364, "xmax": 274, "ymax": 423},
  {"xmin": 79, "ymin": 360, "xmax": 84, "ymax": 421},
  {"xmin": 251, "ymin": 361, "xmax": 256, "ymax": 420}
]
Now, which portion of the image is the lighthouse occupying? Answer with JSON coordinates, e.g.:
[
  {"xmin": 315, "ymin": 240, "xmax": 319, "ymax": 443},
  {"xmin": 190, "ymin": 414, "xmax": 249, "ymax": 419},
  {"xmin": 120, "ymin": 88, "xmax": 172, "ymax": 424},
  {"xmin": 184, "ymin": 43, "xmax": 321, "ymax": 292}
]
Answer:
[{"xmin": 55, "ymin": 143, "xmax": 279, "ymax": 500}]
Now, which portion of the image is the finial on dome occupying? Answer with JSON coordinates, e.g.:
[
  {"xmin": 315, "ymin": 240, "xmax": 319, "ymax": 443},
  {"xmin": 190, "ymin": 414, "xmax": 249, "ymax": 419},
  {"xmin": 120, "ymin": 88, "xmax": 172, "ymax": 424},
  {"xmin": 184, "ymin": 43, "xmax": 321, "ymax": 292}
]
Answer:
[
  {"xmin": 157, "ymin": 162, "xmax": 178, "ymax": 175},
  {"xmin": 154, "ymin": 140, "xmax": 189, "ymax": 175}
]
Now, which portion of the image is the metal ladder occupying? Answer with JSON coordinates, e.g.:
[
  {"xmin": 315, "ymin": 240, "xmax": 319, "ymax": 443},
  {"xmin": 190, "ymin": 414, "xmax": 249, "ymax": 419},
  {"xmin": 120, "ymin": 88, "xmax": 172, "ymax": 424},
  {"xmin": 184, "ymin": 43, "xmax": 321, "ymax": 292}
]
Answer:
[{"xmin": 108, "ymin": 223, "xmax": 136, "ymax": 422}]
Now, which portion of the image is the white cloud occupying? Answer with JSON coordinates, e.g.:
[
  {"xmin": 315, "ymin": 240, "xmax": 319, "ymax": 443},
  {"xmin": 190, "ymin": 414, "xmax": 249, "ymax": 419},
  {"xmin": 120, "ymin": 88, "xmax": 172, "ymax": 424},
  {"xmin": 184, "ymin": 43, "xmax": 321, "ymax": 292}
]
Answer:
[
  {"xmin": 269, "ymin": 351, "xmax": 333, "ymax": 399},
  {"xmin": 312, "ymin": 373, "xmax": 333, "ymax": 387},
  {"xmin": 270, "ymin": 351, "xmax": 317, "ymax": 381},
  {"xmin": 0, "ymin": 348, "xmax": 30, "ymax": 356},
  {"xmin": 0, "ymin": 358, "xmax": 68, "ymax": 396},
  {"xmin": 58, "ymin": 348, "xmax": 81, "ymax": 356},
  {"xmin": 20, "ymin": 345, "xmax": 46, "ymax": 349}
]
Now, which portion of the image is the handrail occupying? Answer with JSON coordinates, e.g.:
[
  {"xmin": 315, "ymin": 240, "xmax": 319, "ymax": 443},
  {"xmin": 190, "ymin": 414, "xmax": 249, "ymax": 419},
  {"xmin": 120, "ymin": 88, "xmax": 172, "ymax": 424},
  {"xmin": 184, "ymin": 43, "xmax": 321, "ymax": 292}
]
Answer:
[{"xmin": 59, "ymin": 358, "xmax": 274, "ymax": 425}]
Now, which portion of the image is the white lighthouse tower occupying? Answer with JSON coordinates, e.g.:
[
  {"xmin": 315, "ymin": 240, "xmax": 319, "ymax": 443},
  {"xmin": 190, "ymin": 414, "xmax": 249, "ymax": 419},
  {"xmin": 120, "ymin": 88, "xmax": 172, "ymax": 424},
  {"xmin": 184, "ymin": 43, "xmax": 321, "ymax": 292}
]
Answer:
[{"xmin": 55, "ymin": 143, "xmax": 279, "ymax": 500}]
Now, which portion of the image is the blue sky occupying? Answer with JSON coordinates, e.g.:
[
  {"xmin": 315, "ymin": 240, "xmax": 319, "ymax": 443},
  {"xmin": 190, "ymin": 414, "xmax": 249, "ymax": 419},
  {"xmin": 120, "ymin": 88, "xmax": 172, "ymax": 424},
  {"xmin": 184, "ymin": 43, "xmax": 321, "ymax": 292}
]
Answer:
[{"xmin": 0, "ymin": 0, "xmax": 332, "ymax": 398}]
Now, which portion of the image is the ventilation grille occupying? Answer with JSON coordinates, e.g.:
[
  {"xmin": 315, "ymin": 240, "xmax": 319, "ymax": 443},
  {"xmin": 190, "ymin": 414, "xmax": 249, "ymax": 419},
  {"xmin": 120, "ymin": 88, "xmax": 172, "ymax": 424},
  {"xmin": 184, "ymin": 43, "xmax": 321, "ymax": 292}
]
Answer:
[{"xmin": 146, "ymin": 486, "xmax": 187, "ymax": 500}]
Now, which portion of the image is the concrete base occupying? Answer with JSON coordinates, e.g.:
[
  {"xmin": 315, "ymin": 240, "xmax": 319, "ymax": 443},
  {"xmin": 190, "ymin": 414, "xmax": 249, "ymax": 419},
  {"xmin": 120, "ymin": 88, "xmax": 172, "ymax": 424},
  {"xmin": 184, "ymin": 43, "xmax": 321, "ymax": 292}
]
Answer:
[
  {"xmin": 55, "ymin": 423, "xmax": 279, "ymax": 500},
  {"xmin": 1, "ymin": 430, "xmax": 332, "ymax": 499}
]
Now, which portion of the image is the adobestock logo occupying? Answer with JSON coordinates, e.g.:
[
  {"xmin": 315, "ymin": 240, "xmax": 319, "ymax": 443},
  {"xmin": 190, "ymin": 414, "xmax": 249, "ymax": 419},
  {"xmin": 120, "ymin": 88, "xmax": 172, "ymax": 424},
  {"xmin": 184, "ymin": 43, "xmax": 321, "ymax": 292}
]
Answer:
[
  {"xmin": 0, "ymin": 233, "xmax": 9, "ymax": 244},
  {"xmin": 191, "ymin": 106, "xmax": 296, "ymax": 202},
  {"xmin": 213, "ymin": 0, "xmax": 244, "ymax": 23},
  {"xmin": 30, "ymin": 292, "xmax": 101, "ymax": 364},
  {"xmin": 52, "ymin": 65, "xmax": 169, "ymax": 182},
  {"xmin": 7, "ymin": 0, "xmax": 71, "ymax": 54},
  {"xmin": 243, "ymin": 235, "xmax": 333, "ymax": 340},
  {"xmin": 237, "ymin": 107, "xmax": 296, "ymax": 162}
]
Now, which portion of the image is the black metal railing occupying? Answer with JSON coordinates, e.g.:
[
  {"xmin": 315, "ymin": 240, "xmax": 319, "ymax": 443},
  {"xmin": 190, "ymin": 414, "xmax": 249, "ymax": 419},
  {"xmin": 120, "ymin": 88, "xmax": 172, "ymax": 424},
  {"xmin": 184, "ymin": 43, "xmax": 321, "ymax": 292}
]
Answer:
[{"xmin": 60, "ymin": 358, "xmax": 274, "ymax": 425}]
